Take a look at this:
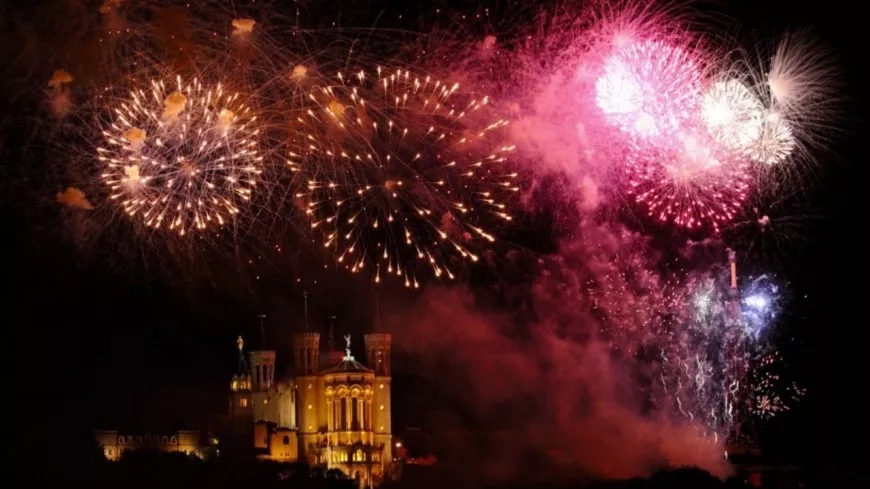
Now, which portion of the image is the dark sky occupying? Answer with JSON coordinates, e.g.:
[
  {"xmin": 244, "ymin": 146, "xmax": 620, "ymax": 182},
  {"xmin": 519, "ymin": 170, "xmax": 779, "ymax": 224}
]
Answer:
[{"xmin": 7, "ymin": 0, "xmax": 867, "ymax": 472}]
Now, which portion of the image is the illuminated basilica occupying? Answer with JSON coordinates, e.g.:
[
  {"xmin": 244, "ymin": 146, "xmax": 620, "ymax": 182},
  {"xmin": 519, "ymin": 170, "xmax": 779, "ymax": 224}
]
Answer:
[{"xmin": 228, "ymin": 316, "xmax": 393, "ymax": 487}]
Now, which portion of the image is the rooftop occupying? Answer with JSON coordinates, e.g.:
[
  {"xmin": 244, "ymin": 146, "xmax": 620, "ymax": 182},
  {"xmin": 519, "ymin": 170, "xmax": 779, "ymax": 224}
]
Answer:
[{"xmin": 322, "ymin": 357, "xmax": 373, "ymax": 374}]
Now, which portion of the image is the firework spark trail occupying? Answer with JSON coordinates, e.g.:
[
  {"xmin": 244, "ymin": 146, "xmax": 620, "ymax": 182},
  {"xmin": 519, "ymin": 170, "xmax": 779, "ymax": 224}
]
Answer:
[
  {"xmin": 652, "ymin": 267, "xmax": 803, "ymax": 441},
  {"xmin": 286, "ymin": 65, "xmax": 518, "ymax": 286}
]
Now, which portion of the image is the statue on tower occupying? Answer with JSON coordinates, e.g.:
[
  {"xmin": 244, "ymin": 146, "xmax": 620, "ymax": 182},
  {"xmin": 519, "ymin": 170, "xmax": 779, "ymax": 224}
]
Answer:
[
  {"xmin": 237, "ymin": 335, "xmax": 244, "ymax": 351},
  {"xmin": 344, "ymin": 334, "xmax": 352, "ymax": 360}
]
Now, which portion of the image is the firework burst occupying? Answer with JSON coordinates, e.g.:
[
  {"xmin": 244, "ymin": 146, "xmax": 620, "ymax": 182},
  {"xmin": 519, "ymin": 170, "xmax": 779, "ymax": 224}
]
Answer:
[
  {"xmin": 97, "ymin": 75, "xmax": 263, "ymax": 235},
  {"xmin": 589, "ymin": 38, "xmax": 758, "ymax": 233},
  {"xmin": 626, "ymin": 137, "xmax": 752, "ymax": 233},
  {"xmin": 751, "ymin": 351, "xmax": 806, "ymax": 419},
  {"xmin": 287, "ymin": 66, "xmax": 517, "ymax": 286},
  {"xmin": 741, "ymin": 30, "xmax": 839, "ymax": 169},
  {"xmin": 595, "ymin": 39, "xmax": 703, "ymax": 141},
  {"xmin": 700, "ymin": 79, "xmax": 764, "ymax": 153}
]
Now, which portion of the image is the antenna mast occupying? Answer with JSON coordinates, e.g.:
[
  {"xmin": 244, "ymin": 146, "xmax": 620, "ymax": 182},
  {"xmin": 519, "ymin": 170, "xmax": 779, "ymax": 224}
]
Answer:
[
  {"xmin": 374, "ymin": 290, "xmax": 381, "ymax": 333},
  {"xmin": 257, "ymin": 314, "xmax": 267, "ymax": 349},
  {"xmin": 327, "ymin": 315, "xmax": 337, "ymax": 350},
  {"xmin": 303, "ymin": 290, "xmax": 309, "ymax": 330}
]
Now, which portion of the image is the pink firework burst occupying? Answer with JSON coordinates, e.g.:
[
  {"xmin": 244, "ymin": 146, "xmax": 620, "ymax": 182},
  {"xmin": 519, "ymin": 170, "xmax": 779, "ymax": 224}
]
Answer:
[
  {"xmin": 627, "ymin": 132, "xmax": 752, "ymax": 232},
  {"xmin": 595, "ymin": 39, "xmax": 703, "ymax": 141}
]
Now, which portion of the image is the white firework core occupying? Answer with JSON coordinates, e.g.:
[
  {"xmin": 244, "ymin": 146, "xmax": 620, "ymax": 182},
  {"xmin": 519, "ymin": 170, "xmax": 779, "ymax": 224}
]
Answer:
[
  {"xmin": 701, "ymin": 80, "xmax": 764, "ymax": 152},
  {"xmin": 97, "ymin": 76, "xmax": 263, "ymax": 235}
]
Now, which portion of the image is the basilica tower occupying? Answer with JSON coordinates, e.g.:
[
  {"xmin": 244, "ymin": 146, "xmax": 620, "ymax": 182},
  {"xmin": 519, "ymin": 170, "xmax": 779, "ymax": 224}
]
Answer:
[
  {"xmin": 293, "ymin": 291, "xmax": 323, "ymax": 462},
  {"xmin": 293, "ymin": 331, "xmax": 321, "ymax": 460},
  {"xmin": 364, "ymin": 332, "xmax": 392, "ymax": 465}
]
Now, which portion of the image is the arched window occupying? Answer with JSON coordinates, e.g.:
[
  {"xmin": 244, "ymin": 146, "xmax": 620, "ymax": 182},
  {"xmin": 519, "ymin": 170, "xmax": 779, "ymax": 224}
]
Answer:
[
  {"xmin": 283, "ymin": 435, "xmax": 290, "ymax": 445},
  {"xmin": 354, "ymin": 449, "xmax": 364, "ymax": 462},
  {"xmin": 118, "ymin": 436, "xmax": 125, "ymax": 444}
]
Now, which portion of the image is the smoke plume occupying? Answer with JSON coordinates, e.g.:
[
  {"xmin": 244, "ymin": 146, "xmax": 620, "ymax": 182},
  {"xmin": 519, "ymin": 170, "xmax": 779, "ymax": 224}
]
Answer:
[{"xmin": 393, "ymin": 263, "xmax": 730, "ymax": 483}]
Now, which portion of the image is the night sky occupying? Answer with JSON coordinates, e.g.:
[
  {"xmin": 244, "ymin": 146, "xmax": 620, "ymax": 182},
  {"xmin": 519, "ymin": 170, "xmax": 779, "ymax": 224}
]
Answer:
[{"xmin": 6, "ymin": 0, "xmax": 867, "ymax": 474}]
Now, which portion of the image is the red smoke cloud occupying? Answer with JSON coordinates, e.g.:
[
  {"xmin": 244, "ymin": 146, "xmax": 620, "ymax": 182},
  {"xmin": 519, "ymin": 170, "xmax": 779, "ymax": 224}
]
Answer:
[{"xmin": 392, "ymin": 269, "xmax": 731, "ymax": 483}]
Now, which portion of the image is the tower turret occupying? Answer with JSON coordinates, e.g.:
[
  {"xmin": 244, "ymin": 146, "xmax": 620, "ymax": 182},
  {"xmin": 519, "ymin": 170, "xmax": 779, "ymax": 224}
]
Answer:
[
  {"xmin": 364, "ymin": 331, "xmax": 392, "ymax": 465},
  {"xmin": 247, "ymin": 314, "xmax": 277, "ymax": 423},
  {"xmin": 229, "ymin": 336, "xmax": 253, "ymax": 434},
  {"xmin": 250, "ymin": 351, "xmax": 276, "ymax": 392}
]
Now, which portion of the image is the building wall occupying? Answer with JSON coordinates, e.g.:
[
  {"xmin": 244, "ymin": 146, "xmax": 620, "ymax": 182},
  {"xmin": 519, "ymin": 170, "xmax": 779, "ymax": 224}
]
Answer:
[
  {"xmin": 372, "ymin": 376, "xmax": 393, "ymax": 465},
  {"xmin": 269, "ymin": 429, "xmax": 298, "ymax": 460},
  {"xmin": 295, "ymin": 375, "xmax": 320, "ymax": 463},
  {"xmin": 277, "ymin": 382, "xmax": 297, "ymax": 429},
  {"xmin": 177, "ymin": 430, "xmax": 201, "ymax": 456},
  {"xmin": 254, "ymin": 422, "xmax": 270, "ymax": 450},
  {"xmin": 95, "ymin": 430, "xmax": 203, "ymax": 460}
]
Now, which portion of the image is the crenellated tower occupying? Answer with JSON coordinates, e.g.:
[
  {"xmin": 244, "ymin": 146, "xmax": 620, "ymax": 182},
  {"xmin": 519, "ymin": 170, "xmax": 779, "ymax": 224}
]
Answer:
[{"xmin": 364, "ymin": 331, "xmax": 392, "ymax": 465}]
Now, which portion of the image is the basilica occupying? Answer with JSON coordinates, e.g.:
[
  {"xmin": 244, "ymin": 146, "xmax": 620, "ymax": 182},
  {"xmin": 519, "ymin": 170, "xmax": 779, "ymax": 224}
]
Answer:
[{"xmin": 228, "ymin": 320, "xmax": 393, "ymax": 487}]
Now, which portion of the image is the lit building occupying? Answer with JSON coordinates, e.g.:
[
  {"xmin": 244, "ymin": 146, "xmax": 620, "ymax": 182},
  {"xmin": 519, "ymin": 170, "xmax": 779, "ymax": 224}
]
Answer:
[
  {"xmin": 228, "ymin": 313, "xmax": 393, "ymax": 487},
  {"xmin": 95, "ymin": 430, "xmax": 206, "ymax": 460}
]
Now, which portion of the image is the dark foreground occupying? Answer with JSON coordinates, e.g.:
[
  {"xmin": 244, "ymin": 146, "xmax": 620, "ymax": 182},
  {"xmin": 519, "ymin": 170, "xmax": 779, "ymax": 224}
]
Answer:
[{"xmin": 19, "ymin": 441, "xmax": 777, "ymax": 489}]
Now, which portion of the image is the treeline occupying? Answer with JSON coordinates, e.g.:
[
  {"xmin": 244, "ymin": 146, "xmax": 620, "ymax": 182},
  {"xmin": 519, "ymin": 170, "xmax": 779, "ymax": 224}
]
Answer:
[
  {"xmin": 18, "ymin": 438, "xmax": 760, "ymax": 489},
  {"xmin": 24, "ymin": 446, "xmax": 357, "ymax": 489},
  {"xmin": 382, "ymin": 465, "xmax": 755, "ymax": 489}
]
